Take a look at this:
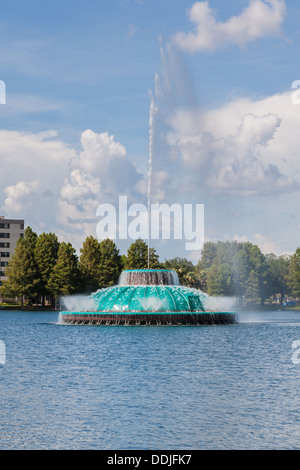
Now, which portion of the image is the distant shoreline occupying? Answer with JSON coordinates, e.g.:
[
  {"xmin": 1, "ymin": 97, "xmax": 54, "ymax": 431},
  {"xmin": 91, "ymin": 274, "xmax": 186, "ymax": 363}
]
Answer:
[{"xmin": 0, "ymin": 305, "xmax": 57, "ymax": 311}]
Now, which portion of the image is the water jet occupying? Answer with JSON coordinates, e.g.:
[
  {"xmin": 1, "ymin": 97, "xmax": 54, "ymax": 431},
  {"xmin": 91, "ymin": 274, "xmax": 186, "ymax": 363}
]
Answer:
[{"xmin": 60, "ymin": 269, "xmax": 236, "ymax": 325}]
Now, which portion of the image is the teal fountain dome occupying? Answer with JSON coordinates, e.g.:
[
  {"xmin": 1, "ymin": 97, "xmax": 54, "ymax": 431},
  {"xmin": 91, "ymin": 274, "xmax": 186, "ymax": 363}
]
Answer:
[{"xmin": 61, "ymin": 269, "xmax": 236, "ymax": 325}]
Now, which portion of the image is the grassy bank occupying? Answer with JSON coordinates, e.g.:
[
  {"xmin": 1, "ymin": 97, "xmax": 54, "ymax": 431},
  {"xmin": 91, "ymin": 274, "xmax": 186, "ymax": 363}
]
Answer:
[{"xmin": 0, "ymin": 304, "xmax": 57, "ymax": 311}]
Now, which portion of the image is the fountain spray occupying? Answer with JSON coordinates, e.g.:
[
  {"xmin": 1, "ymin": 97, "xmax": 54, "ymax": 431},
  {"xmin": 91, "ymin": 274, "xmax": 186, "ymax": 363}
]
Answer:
[{"xmin": 147, "ymin": 91, "xmax": 155, "ymax": 268}]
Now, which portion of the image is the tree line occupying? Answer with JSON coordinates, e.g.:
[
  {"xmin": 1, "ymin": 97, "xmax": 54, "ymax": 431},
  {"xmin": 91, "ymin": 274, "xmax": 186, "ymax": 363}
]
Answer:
[
  {"xmin": 193, "ymin": 241, "xmax": 299, "ymax": 306},
  {"xmin": 0, "ymin": 228, "xmax": 160, "ymax": 306},
  {"xmin": 1, "ymin": 227, "xmax": 300, "ymax": 306}
]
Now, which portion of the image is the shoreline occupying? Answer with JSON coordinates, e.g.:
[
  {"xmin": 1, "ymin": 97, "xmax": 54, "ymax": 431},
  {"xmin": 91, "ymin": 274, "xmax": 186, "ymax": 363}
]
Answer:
[{"xmin": 0, "ymin": 305, "xmax": 57, "ymax": 311}]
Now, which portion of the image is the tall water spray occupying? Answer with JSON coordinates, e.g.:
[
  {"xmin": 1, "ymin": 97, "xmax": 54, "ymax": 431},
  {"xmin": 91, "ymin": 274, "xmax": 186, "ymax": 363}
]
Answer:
[{"xmin": 147, "ymin": 92, "xmax": 155, "ymax": 268}]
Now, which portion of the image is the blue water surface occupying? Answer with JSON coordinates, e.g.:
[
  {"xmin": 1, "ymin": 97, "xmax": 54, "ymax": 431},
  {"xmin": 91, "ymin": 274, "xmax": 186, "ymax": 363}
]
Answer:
[{"xmin": 0, "ymin": 309, "xmax": 300, "ymax": 450}]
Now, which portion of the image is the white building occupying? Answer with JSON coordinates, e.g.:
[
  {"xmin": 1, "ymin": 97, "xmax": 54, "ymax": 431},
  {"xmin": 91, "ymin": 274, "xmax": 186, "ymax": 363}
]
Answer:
[{"xmin": 0, "ymin": 216, "xmax": 24, "ymax": 286}]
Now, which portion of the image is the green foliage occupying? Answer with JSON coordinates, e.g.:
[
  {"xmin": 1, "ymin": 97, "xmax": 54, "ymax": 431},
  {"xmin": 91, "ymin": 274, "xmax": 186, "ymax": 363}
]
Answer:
[
  {"xmin": 34, "ymin": 232, "xmax": 60, "ymax": 297},
  {"xmin": 207, "ymin": 262, "xmax": 234, "ymax": 296},
  {"xmin": 266, "ymin": 253, "xmax": 291, "ymax": 303},
  {"xmin": 47, "ymin": 242, "xmax": 80, "ymax": 297},
  {"xmin": 246, "ymin": 270, "xmax": 260, "ymax": 300},
  {"xmin": 79, "ymin": 237, "xmax": 123, "ymax": 291},
  {"xmin": 2, "ymin": 227, "xmax": 40, "ymax": 302},
  {"xmin": 98, "ymin": 238, "xmax": 123, "ymax": 288},
  {"xmin": 164, "ymin": 257, "xmax": 199, "ymax": 287},
  {"xmin": 2, "ymin": 224, "xmax": 300, "ymax": 307},
  {"xmin": 196, "ymin": 240, "xmax": 286, "ymax": 305},
  {"xmin": 125, "ymin": 239, "xmax": 160, "ymax": 269},
  {"xmin": 234, "ymin": 242, "xmax": 272, "ymax": 304},
  {"xmin": 196, "ymin": 241, "xmax": 242, "ymax": 292},
  {"xmin": 79, "ymin": 236, "xmax": 102, "ymax": 292},
  {"xmin": 287, "ymin": 248, "xmax": 300, "ymax": 298}
]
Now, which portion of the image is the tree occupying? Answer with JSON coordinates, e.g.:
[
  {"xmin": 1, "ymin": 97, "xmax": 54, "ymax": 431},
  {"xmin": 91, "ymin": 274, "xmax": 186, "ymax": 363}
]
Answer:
[
  {"xmin": 197, "ymin": 242, "xmax": 217, "ymax": 270},
  {"xmin": 165, "ymin": 257, "xmax": 199, "ymax": 287},
  {"xmin": 2, "ymin": 227, "xmax": 40, "ymax": 304},
  {"xmin": 233, "ymin": 242, "xmax": 271, "ymax": 305},
  {"xmin": 98, "ymin": 238, "xmax": 123, "ymax": 288},
  {"xmin": 125, "ymin": 239, "xmax": 160, "ymax": 269},
  {"xmin": 207, "ymin": 262, "xmax": 234, "ymax": 296},
  {"xmin": 47, "ymin": 242, "xmax": 80, "ymax": 298},
  {"xmin": 195, "ymin": 242, "xmax": 217, "ymax": 291},
  {"xmin": 287, "ymin": 248, "xmax": 300, "ymax": 298},
  {"xmin": 246, "ymin": 270, "xmax": 260, "ymax": 301},
  {"xmin": 79, "ymin": 236, "xmax": 102, "ymax": 292},
  {"xmin": 266, "ymin": 253, "xmax": 290, "ymax": 304},
  {"xmin": 196, "ymin": 240, "xmax": 274, "ymax": 304},
  {"xmin": 196, "ymin": 241, "xmax": 243, "ymax": 293},
  {"xmin": 248, "ymin": 244, "xmax": 272, "ymax": 305},
  {"xmin": 34, "ymin": 232, "xmax": 60, "ymax": 305}
]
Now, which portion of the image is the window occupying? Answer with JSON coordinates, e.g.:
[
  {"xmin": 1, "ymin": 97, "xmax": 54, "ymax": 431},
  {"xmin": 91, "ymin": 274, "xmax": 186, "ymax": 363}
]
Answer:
[
  {"xmin": 20, "ymin": 223, "xmax": 24, "ymax": 229},
  {"xmin": 0, "ymin": 252, "xmax": 10, "ymax": 257},
  {"xmin": 0, "ymin": 223, "xmax": 10, "ymax": 229},
  {"xmin": 0, "ymin": 233, "xmax": 10, "ymax": 239},
  {"xmin": 0, "ymin": 261, "xmax": 8, "ymax": 267}
]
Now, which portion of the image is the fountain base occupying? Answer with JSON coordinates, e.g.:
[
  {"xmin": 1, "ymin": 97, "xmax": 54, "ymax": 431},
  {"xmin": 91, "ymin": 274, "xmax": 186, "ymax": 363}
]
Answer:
[
  {"xmin": 61, "ymin": 312, "xmax": 236, "ymax": 325},
  {"xmin": 60, "ymin": 269, "xmax": 237, "ymax": 326}
]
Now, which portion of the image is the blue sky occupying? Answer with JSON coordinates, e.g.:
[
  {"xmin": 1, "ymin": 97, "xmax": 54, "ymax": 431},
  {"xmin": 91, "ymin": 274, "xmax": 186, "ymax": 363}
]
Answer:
[{"xmin": 1, "ymin": 0, "xmax": 300, "ymax": 261}]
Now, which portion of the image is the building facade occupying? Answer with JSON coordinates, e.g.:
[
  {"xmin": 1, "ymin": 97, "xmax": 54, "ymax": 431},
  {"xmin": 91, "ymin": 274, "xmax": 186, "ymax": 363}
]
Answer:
[{"xmin": 0, "ymin": 216, "xmax": 24, "ymax": 286}]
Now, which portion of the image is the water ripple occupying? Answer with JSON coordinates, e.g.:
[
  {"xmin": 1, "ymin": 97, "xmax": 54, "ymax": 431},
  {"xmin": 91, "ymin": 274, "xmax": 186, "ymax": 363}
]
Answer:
[{"xmin": 0, "ymin": 310, "xmax": 300, "ymax": 449}]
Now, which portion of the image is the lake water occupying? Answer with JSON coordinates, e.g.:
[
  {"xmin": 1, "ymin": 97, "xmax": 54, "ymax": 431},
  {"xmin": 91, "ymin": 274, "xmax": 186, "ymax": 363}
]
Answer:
[{"xmin": 0, "ymin": 309, "xmax": 300, "ymax": 450}]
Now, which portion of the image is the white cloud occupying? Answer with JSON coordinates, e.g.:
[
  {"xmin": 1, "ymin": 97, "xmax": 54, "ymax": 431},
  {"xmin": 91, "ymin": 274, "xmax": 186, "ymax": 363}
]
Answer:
[
  {"xmin": 172, "ymin": 0, "xmax": 286, "ymax": 53},
  {"xmin": 74, "ymin": 130, "xmax": 126, "ymax": 174},
  {"xmin": 57, "ymin": 129, "xmax": 144, "ymax": 238},
  {"xmin": 0, "ymin": 129, "xmax": 74, "ymax": 189},
  {"xmin": 252, "ymin": 234, "xmax": 280, "ymax": 254},
  {"xmin": 0, "ymin": 128, "xmax": 144, "ymax": 244},
  {"xmin": 60, "ymin": 169, "xmax": 100, "ymax": 207},
  {"xmin": 2, "ymin": 181, "xmax": 38, "ymax": 213},
  {"xmin": 68, "ymin": 130, "xmax": 141, "ymax": 199},
  {"xmin": 57, "ymin": 169, "xmax": 101, "ymax": 228},
  {"xmin": 233, "ymin": 233, "xmax": 284, "ymax": 255},
  {"xmin": 204, "ymin": 112, "xmax": 296, "ymax": 196},
  {"xmin": 150, "ymin": 170, "xmax": 170, "ymax": 203},
  {"xmin": 0, "ymin": 129, "xmax": 77, "ymax": 233},
  {"xmin": 166, "ymin": 90, "xmax": 300, "ymax": 196}
]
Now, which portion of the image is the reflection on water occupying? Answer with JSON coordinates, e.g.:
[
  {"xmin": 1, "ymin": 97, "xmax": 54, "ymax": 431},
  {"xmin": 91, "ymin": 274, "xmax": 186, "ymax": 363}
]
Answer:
[{"xmin": 237, "ymin": 310, "xmax": 300, "ymax": 324}]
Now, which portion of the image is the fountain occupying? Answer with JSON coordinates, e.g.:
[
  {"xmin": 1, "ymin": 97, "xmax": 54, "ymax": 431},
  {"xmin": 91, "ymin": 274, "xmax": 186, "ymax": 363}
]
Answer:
[
  {"xmin": 60, "ymin": 269, "xmax": 237, "ymax": 325},
  {"xmin": 60, "ymin": 77, "xmax": 237, "ymax": 326}
]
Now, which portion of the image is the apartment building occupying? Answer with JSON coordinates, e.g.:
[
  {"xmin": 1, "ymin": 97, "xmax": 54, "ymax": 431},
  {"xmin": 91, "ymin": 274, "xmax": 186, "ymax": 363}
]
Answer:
[{"xmin": 0, "ymin": 216, "xmax": 24, "ymax": 286}]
